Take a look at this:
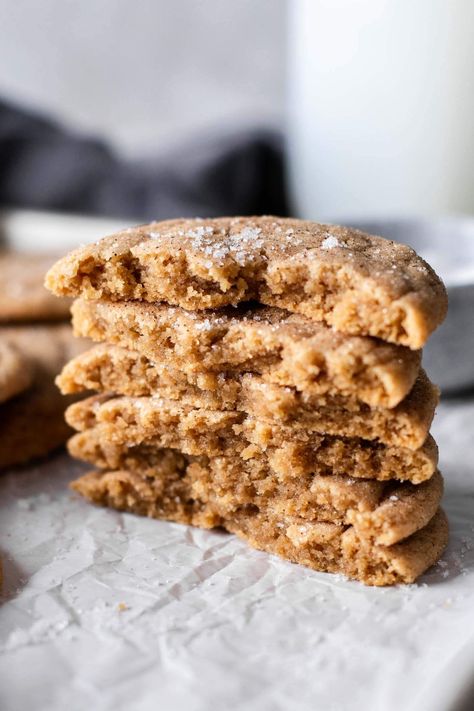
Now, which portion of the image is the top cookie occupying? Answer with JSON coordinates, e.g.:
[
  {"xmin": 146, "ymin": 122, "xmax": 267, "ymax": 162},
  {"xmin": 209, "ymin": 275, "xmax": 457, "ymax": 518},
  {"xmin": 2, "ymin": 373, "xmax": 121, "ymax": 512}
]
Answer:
[
  {"xmin": 45, "ymin": 216, "xmax": 447, "ymax": 348},
  {"xmin": 0, "ymin": 251, "xmax": 72, "ymax": 322}
]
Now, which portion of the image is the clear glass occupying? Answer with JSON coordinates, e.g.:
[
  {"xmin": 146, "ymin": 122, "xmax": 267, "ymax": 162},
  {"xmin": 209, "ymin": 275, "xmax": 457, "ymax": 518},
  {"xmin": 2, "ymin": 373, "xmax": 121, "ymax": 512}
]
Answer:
[{"xmin": 288, "ymin": 0, "xmax": 474, "ymax": 220}]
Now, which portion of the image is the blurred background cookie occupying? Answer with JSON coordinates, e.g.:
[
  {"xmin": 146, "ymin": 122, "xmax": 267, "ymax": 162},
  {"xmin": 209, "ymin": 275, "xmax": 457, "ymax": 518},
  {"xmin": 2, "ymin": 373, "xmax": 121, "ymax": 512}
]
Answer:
[
  {"xmin": 0, "ymin": 251, "xmax": 72, "ymax": 322},
  {"xmin": 0, "ymin": 324, "xmax": 88, "ymax": 469},
  {"xmin": 0, "ymin": 249, "xmax": 90, "ymax": 471},
  {"xmin": 0, "ymin": 340, "xmax": 33, "ymax": 403}
]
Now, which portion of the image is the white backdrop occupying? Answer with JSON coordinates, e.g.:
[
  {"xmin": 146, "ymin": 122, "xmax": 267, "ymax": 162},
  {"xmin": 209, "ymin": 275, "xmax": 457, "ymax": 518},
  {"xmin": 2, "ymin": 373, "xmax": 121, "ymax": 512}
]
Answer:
[{"xmin": 0, "ymin": 0, "xmax": 285, "ymax": 155}]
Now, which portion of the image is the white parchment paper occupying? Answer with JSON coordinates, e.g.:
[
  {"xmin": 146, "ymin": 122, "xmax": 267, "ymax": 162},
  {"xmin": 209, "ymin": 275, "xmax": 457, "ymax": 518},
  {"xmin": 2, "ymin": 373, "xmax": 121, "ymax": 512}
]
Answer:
[{"xmin": 1, "ymin": 397, "xmax": 473, "ymax": 711}]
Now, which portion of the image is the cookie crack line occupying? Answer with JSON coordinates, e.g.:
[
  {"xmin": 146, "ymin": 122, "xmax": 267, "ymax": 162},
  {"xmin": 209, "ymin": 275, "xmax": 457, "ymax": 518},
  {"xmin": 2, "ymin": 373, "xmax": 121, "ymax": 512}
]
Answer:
[{"xmin": 45, "ymin": 216, "xmax": 448, "ymax": 349}]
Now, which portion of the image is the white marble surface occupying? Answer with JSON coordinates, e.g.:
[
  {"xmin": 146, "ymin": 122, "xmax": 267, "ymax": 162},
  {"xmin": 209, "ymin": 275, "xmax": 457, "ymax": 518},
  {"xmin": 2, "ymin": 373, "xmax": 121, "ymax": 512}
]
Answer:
[{"xmin": 0, "ymin": 395, "xmax": 473, "ymax": 711}]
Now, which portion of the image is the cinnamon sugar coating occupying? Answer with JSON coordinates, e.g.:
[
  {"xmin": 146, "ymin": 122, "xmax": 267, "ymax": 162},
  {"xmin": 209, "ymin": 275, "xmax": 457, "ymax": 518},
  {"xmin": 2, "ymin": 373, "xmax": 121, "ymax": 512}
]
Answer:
[{"xmin": 45, "ymin": 217, "xmax": 447, "ymax": 348}]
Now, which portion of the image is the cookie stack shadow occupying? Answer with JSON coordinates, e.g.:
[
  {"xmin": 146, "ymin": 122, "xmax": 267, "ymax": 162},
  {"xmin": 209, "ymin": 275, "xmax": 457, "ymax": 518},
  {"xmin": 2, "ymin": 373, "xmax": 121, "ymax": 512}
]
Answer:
[{"xmin": 45, "ymin": 217, "xmax": 449, "ymax": 586}]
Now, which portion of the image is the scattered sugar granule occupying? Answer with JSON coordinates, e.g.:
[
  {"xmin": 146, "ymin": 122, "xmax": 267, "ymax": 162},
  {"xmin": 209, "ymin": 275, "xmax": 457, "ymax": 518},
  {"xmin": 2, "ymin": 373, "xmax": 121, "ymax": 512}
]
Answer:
[
  {"xmin": 321, "ymin": 235, "xmax": 341, "ymax": 250},
  {"xmin": 236, "ymin": 226, "xmax": 262, "ymax": 241},
  {"xmin": 187, "ymin": 226, "xmax": 213, "ymax": 239},
  {"xmin": 194, "ymin": 319, "xmax": 214, "ymax": 331},
  {"xmin": 389, "ymin": 495, "xmax": 399, "ymax": 501},
  {"xmin": 235, "ymin": 250, "xmax": 252, "ymax": 266}
]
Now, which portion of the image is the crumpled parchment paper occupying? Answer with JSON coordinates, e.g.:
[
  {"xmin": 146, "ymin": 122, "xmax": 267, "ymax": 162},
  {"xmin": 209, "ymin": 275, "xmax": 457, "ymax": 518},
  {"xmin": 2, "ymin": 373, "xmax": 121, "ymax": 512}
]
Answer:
[{"xmin": 1, "ymin": 396, "xmax": 473, "ymax": 711}]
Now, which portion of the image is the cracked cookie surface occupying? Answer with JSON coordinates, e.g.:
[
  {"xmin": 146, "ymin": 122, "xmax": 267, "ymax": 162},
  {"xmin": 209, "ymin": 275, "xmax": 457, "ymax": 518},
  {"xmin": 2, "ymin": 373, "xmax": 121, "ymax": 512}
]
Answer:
[
  {"xmin": 67, "ymin": 435, "xmax": 443, "ymax": 546},
  {"xmin": 65, "ymin": 367, "xmax": 437, "ymax": 452},
  {"xmin": 45, "ymin": 217, "xmax": 447, "ymax": 348},
  {"xmin": 68, "ymin": 300, "xmax": 422, "ymax": 408}
]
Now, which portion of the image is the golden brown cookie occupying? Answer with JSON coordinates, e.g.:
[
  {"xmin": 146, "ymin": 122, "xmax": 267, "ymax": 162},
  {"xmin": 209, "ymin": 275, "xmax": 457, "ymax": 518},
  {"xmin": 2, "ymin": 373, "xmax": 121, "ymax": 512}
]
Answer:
[
  {"xmin": 65, "ymin": 367, "xmax": 436, "ymax": 451},
  {"xmin": 57, "ymin": 344, "xmax": 243, "ymax": 410},
  {"xmin": 68, "ymin": 300, "xmax": 422, "ymax": 408},
  {"xmin": 66, "ymin": 394, "xmax": 240, "ymax": 456},
  {"xmin": 187, "ymin": 462, "xmax": 444, "ymax": 546},
  {"xmin": 243, "ymin": 424, "xmax": 438, "ymax": 484},
  {"xmin": 0, "ymin": 340, "xmax": 33, "ymax": 404},
  {"xmin": 0, "ymin": 251, "xmax": 72, "ymax": 322},
  {"xmin": 45, "ymin": 217, "xmax": 447, "ymax": 348},
  {"xmin": 239, "ymin": 370, "xmax": 438, "ymax": 450},
  {"xmin": 0, "ymin": 380, "xmax": 73, "ymax": 468},
  {"xmin": 232, "ymin": 507, "xmax": 448, "ymax": 586},
  {"xmin": 1, "ymin": 324, "xmax": 87, "ymax": 386},
  {"xmin": 66, "ymin": 432, "xmax": 443, "ymax": 545},
  {"xmin": 68, "ymin": 423, "xmax": 438, "ymax": 486},
  {"xmin": 71, "ymin": 467, "xmax": 448, "ymax": 586},
  {"xmin": 58, "ymin": 336, "xmax": 421, "ymax": 411},
  {"xmin": 0, "ymin": 325, "xmax": 88, "ymax": 469},
  {"xmin": 56, "ymin": 345, "xmax": 433, "ymax": 439}
]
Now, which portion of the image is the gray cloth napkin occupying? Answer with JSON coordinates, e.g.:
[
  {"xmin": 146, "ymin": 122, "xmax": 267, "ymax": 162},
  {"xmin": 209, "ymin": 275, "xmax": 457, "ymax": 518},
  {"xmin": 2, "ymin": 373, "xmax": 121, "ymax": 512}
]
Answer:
[{"xmin": 0, "ymin": 98, "xmax": 289, "ymax": 220}]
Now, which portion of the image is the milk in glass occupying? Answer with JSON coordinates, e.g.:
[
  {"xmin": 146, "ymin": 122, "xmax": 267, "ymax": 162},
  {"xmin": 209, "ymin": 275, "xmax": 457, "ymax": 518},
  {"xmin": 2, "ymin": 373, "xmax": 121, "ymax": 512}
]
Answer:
[{"xmin": 288, "ymin": 0, "xmax": 474, "ymax": 219}]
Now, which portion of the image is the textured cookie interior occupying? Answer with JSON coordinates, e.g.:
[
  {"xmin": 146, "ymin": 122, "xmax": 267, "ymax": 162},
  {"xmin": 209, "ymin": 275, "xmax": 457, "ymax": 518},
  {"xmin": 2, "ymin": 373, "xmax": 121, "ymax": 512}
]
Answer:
[
  {"xmin": 68, "ymin": 434, "xmax": 443, "ymax": 546},
  {"xmin": 65, "ymin": 367, "xmax": 438, "ymax": 453},
  {"xmin": 45, "ymin": 216, "xmax": 447, "ymax": 348},
  {"xmin": 71, "ymin": 467, "xmax": 448, "ymax": 586},
  {"xmin": 67, "ymin": 300, "xmax": 423, "ymax": 408}
]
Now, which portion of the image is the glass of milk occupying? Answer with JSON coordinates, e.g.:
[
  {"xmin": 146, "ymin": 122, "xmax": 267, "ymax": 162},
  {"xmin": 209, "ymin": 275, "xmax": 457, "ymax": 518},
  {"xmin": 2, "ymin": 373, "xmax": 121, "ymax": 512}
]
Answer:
[{"xmin": 287, "ymin": 0, "xmax": 474, "ymax": 220}]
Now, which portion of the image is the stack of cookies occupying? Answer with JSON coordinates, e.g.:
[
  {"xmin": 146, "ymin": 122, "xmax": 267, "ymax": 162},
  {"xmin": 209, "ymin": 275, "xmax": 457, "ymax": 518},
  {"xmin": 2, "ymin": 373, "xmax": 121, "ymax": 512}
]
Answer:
[{"xmin": 46, "ymin": 217, "xmax": 449, "ymax": 586}]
